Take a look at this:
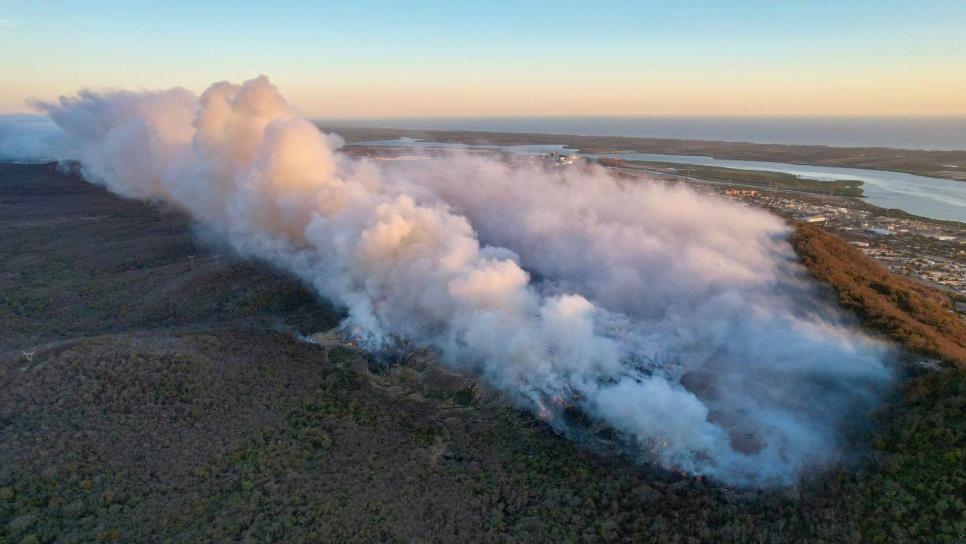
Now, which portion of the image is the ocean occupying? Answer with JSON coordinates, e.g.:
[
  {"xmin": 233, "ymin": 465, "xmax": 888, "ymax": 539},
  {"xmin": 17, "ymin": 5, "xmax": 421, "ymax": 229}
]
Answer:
[{"xmin": 319, "ymin": 116, "xmax": 966, "ymax": 151}]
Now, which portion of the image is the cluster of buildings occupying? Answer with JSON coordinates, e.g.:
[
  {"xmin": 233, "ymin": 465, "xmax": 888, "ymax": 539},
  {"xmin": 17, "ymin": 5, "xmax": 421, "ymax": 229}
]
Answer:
[
  {"xmin": 720, "ymin": 190, "xmax": 966, "ymax": 298},
  {"xmin": 544, "ymin": 151, "xmax": 580, "ymax": 166}
]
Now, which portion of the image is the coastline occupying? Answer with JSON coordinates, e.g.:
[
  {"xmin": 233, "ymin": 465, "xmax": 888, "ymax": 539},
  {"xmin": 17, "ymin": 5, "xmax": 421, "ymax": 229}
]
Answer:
[{"xmin": 321, "ymin": 125, "xmax": 966, "ymax": 182}]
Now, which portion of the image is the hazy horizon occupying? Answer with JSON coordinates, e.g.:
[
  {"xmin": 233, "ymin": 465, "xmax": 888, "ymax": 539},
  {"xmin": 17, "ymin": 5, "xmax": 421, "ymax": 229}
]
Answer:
[{"xmin": 317, "ymin": 115, "xmax": 966, "ymax": 151}]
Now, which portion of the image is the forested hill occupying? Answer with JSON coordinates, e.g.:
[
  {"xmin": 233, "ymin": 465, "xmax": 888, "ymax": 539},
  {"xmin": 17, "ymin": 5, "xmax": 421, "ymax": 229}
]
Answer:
[
  {"xmin": 0, "ymin": 164, "xmax": 963, "ymax": 542},
  {"xmin": 791, "ymin": 222, "xmax": 966, "ymax": 367}
]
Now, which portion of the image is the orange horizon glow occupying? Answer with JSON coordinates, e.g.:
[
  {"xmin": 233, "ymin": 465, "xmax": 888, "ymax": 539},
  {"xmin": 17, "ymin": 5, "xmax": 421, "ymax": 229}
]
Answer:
[
  {"xmin": 4, "ymin": 75, "xmax": 966, "ymax": 118},
  {"xmin": 3, "ymin": 1, "xmax": 965, "ymax": 118}
]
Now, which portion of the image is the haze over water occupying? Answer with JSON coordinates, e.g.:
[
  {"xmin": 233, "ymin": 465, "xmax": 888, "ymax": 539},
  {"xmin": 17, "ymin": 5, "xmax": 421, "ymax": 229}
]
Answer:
[
  {"xmin": 322, "ymin": 117, "xmax": 966, "ymax": 151},
  {"xmin": 356, "ymin": 138, "xmax": 966, "ymax": 222}
]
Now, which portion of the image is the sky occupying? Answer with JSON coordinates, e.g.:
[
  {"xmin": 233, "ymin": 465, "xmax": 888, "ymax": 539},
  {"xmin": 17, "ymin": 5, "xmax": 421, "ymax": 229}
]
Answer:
[{"xmin": 2, "ymin": 0, "xmax": 965, "ymax": 117}]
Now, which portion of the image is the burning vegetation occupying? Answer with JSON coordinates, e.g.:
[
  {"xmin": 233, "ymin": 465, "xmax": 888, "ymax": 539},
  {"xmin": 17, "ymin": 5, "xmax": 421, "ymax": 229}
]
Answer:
[
  {"xmin": 0, "ymin": 160, "xmax": 963, "ymax": 542},
  {"xmin": 0, "ymin": 73, "xmax": 963, "ymax": 541}
]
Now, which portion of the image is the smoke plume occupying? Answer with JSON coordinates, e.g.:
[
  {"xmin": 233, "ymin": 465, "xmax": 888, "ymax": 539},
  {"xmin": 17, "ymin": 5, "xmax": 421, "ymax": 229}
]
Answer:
[{"xmin": 1, "ymin": 76, "xmax": 893, "ymax": 486}]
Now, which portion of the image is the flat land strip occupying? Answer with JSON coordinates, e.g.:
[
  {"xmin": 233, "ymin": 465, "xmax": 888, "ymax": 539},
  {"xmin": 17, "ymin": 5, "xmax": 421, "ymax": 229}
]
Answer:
[
  {"xmin": 323, "ymin": 125, "xmax": 966, "ymax": 181},
  {"xmin": 610, "ymin": 159, "xmax": 865, "ymax": 196}
]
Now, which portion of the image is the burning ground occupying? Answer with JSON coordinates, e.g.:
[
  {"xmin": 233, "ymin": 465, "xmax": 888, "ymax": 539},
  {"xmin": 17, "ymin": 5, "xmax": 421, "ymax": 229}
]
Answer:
[
  {"xmin": 0, "ymin": 76, "xmax": 962, "ymax": 542},
  {"xmin": 0, "ymin": 162, "xmax": 963, "ymax": 542},
  {"xmin": 0, "ymin": 76, "xmax": 896, "ymax": 488}
]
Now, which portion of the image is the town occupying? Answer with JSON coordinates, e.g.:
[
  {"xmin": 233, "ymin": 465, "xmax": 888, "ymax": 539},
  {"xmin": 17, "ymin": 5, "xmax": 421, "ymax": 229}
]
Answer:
[{"xmin": 717, "ymin": 187, "xmax": 966, "ymax": 300}]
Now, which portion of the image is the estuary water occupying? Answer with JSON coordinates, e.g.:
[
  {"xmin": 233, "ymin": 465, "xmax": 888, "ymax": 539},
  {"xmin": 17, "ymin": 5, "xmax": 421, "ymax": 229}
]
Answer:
[
  {"xmin": 589, "ymin": 152, "xmax": 966, "ymax": 223},
  {"xmin": 354, "ymin": 138, "xmax": 966, "ymax": 222}
]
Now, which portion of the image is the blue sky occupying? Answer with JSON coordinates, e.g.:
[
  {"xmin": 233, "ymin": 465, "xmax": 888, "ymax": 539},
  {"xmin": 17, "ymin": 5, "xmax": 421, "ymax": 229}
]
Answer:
[{"xmin": 2, "ymin": 0, "xmax": 965, "ymax": 116}]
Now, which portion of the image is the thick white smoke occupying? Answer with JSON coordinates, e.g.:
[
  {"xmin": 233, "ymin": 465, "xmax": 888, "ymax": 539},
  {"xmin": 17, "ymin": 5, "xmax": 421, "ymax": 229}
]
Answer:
[{"xmin": 2, "ymin": 76, "xmax": 892, "ymax": 486}]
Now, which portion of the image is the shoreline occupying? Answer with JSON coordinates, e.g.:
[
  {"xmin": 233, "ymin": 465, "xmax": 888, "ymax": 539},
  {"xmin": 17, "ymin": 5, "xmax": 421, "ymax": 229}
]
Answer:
[
  {"xmin": 322, "ymin": 125, "xmax": 966, "ymax": 182},
  {"xmin": 602, "ymin": 160, "xmax": 964, "ymax": 230}
]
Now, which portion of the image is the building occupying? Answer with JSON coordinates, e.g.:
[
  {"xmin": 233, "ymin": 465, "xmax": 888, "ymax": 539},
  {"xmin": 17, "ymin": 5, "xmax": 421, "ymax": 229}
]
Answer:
[
  {"xmin": 546, "ymin": 151, "xmax": 579, "ymax": 166},
  {"xmin": 725, "ymin": 189, "xmax": 760, "ymax": 197}
]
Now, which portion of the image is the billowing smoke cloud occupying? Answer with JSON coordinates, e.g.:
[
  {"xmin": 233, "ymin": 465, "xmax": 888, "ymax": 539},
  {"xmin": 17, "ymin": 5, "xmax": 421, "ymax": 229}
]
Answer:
[{"xmin": 2, "ymin": 76, "xmax": 893, "ymax": 487}]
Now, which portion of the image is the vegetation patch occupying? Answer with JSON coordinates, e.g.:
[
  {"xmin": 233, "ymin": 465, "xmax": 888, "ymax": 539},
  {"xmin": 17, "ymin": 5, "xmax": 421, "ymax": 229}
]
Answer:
[{"xmin": 791, "ymin": 222, "xmax": 966, "ymax": 366}]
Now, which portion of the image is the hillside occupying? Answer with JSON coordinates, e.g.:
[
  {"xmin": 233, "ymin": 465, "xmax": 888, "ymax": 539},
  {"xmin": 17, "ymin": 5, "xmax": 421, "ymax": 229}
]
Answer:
[
  {"xmin": 0, "ymin": 163, "xmax": 962, "ymax": 542},
  {"xmin": 790, "ymin": 222, "xmax": 966, "ymax": 542},
  {"xmin": 791, "ymin": 222, "xmax": 966, "ymax": 367}
]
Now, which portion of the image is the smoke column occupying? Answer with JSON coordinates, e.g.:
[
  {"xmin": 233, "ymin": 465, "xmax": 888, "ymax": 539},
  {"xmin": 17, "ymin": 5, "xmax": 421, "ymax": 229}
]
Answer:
[{"xmin": 0, "ymin": 76, "xmax": 893, "ymax": 487}]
